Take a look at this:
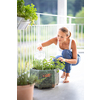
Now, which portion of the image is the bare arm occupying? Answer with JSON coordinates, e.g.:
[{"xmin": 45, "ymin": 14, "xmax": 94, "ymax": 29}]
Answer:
[
  {"xmin": 37, "ymin": 37, "xmax": 57, "ymax": 51},
  {"xmin": 58, "ymin": 40, "xmax": 77, "ymax": 64},
  {"xmin": 41, "ymin": 37, "xmax": 57, "ymax": 47}
]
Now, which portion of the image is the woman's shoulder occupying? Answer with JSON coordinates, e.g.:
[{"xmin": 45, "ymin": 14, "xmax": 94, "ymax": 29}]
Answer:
[
  {"xmin": 70, "ymin": 38, "xmax": 76, "ymax": 43},
  {"xmin": 71, "ymin": 38, "xmax": 77, "ymax": 49}
]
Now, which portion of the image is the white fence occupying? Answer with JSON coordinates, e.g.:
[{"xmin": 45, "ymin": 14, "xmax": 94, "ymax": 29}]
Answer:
[
  {"xmin": 36, "ymin": 13, "xmax": 84, "ymax": 25},
  {"xmin": 17, "ymin": 24, "xmax": 84, "ymax": 68}
]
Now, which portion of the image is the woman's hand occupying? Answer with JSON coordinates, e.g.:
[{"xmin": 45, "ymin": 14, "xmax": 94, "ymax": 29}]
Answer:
[
  {"xmin": 37, "ymin": 44, "xmax": 43, "ymax": 51},
  {"xmin": 58, "ymin": 57, "xmax": 65, "ymax": 62}
]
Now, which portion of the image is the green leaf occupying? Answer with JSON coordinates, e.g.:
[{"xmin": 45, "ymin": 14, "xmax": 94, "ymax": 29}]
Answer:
[{"xmin": 17, "ymin": 0, "xmax": 38, "ymax": 25}]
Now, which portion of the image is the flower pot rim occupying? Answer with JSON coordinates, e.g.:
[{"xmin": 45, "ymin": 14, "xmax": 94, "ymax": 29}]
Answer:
[{"xmin": 17, "ymin": 83, "xmax": 35, "ymax": 87}]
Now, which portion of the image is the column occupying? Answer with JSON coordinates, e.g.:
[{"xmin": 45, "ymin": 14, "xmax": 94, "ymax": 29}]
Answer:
[{"xmin": 57, "ymin": 0, "xmax": 67, "ymax": 25}]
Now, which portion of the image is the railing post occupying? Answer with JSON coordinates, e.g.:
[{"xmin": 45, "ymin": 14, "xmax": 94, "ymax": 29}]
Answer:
[
  {"xmin": 69, "ymin": 17, "xmax": 71, "ymax": 25},
  {"xmin": 23, "ymin": 29, "xmax": 24, "ymax": 68},
  {"xmin": 20, "ymin": 30, "xmax": 21, "ymax": 72},
  {"xmin": 37, "ymin": 13, "xmax": 40, "ymax": 44},
  {"xmin": 69, "ymin": 17, "xmax": 73, "ymax": 38}
]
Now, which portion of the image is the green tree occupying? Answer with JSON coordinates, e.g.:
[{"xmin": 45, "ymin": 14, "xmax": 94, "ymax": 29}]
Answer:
[
  {"xmin": 75, "ymin": 7, "xmax": 84, "ymax": 24},
  {"xmin": 73, "ymin": 0, "xmax": 84, "ymax": 16},
  {"xmin": 75, "ymin": 7, "xmax": 84, "ymax": 33},
  {"xmin": 67, "ymin": 0, "xmax": 75, "ymax": 16},
  {"xmin": 40, "ymin": 13, "xmax": 57, "ymax": 24}
]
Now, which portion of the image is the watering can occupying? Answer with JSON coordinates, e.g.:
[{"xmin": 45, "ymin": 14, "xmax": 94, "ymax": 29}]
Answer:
[{"xmin": 34, "ymin": 51, "xmax": 45, "ymax": 60}]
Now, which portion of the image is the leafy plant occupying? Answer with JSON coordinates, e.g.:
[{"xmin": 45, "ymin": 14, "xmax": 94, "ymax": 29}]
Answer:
[
  {"xmin": 32, "ymin": 56, "xmax": 65, "ymax": 72},
  {"xmin": 17, "ymin": 0, "xmax": 38, "ymax": 25},
  {"xmin": 75, "ymin": 7, "xmax": 84, "ymax": 24},
  {"xmin": 17, "ymin": 62, "xmax": 40, "ymax": 86}
]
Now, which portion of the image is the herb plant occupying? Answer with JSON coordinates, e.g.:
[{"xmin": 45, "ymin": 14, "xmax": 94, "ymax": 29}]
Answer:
[
  {"xmin": 17, "ymin": 62, "xmax": 39, "ymax": 86},
  {"xmin": 32, "ymin": 56, "xmax": 65, "ymax": 72},
  {"xmin": 17, "ymin": 0, "xmax": 38, "ymax": 25}
]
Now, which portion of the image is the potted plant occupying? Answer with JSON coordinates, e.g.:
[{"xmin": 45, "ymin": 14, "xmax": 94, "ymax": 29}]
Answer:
[
  {"xmin": 17, "ymin": 0, "xmax": 38, "ymax": 30},
  {"xmin": 17, "ymin": 62, "xmax": 40, "ymax": 100},
  {"xmin": 30, "ymin": 56, "xmax": 65, "ymax": 89}
]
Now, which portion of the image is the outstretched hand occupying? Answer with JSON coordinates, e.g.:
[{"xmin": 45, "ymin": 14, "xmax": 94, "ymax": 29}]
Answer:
[{"xmin": 37, "ymin": 44, "xmax": 43, "ymax": 51}]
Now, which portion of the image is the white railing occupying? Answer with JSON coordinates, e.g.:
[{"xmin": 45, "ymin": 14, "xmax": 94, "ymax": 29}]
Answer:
[
  {"xmin": 17, "ymin": 23, "xmax": 84, "ymax": 68},
  {"xmin": 36, "ymin": 13, "xmax": 84, "ymax": 25}
]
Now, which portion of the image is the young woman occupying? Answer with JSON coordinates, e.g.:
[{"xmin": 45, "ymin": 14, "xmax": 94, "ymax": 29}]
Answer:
[{"xmin": 37, "ymin": 27, "xmax": 80, "ymax": 83}]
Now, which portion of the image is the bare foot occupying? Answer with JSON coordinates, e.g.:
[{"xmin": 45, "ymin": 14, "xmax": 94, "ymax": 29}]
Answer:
[
  {"xmin": 63, "ymin": 79, "xmax": 69, "ymax": 83},
  {"xmin": 63, "ymin": 74, "xmax": 70, "ymax": 83},
  {"xmin": 61, "ymin": 75, "xmax": 65, "ymax": 78}
]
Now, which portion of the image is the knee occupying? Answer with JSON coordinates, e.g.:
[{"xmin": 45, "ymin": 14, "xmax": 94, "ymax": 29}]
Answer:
[{"xmin": 62, "ymin": 49, "xmax": 72, "ymax": 59}]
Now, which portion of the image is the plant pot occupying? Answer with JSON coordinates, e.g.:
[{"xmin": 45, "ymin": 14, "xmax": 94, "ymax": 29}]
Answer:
[
  {"xmin": 17, "ymin": 17, "xmax": 30, "ymax": 30},
  {"xmin": 30, "ymin": 69, "xmax": 59, "ymax": 89},
  {"xmin": 17, "ymin": 84, "xmax": 34, "ymax": 100}
]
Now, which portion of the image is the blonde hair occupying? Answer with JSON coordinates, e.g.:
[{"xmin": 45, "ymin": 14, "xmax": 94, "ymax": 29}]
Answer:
[{"xmin": 59, "ymin": 27, "xmax": 71, "ymax": 38}]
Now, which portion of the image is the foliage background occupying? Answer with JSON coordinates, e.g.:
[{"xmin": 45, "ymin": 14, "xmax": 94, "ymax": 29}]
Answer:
[
  {"xmin": 24, "ymin": 0, "xmax": 84, "ymax": 16},
  {"xmin": 24, "ymin": 0, "xmax": 84, "ymax": 24}
]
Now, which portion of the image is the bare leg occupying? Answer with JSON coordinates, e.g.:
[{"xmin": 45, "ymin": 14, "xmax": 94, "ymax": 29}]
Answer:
[
  {"xmin": 61, "ymin": 72, "xmax": 66, "ymax": 78},
  {"xmin": 63, "ymin": 73, "xmax": 70, "ymax": 83},
  {"xmin": 61, "ymin": 72, "xmax": 70, "ymax": 78}
]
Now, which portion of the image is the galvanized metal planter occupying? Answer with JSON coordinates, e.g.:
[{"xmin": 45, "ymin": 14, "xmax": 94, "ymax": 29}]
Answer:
[
  {"xmin": 30, "ymin": 68, "xmax": 59, "ymax": 89},
  {"xmin": 17, "ymin": 17, "xmax": 30, "ymax": 30}
]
